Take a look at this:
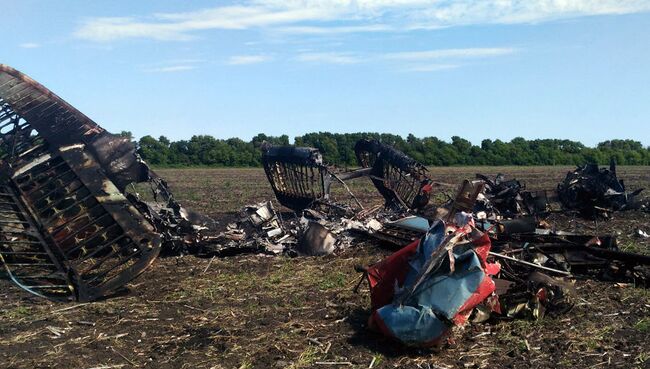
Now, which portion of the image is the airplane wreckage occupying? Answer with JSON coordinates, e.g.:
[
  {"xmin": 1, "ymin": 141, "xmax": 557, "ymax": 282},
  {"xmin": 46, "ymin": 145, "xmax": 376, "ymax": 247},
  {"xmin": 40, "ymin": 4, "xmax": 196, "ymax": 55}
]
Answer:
[
  {"xmin": 0, "ymin": 65, "xmax": 217, "ymax": 302},
  {"xmin": 1, "ymin": 65, "xmax": 649, "ymax": 346}
]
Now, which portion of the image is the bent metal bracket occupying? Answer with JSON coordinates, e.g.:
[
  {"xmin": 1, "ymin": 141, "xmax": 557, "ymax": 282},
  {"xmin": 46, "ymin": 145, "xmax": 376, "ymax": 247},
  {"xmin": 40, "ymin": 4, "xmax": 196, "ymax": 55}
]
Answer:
[{"xmin": 0, "ymin": 65, "xmax": 167, "ymax": 302}]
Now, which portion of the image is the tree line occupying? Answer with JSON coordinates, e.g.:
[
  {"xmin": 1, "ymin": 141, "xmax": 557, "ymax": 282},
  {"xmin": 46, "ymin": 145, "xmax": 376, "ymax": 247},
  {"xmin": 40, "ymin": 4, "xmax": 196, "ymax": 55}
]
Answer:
[{"xmin": 129, "ymin": 132, "xmax": 650, "ymax": 167}]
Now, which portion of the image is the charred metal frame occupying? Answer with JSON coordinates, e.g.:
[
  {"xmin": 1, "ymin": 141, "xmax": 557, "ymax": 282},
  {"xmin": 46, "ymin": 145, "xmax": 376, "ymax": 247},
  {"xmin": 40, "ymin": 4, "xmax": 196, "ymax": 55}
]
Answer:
[
  {"xmin": 0, "ymin": 65, "xmax": 161, "ymax": 301},
  {"xmin": 262, "ymin": 140, "xmax": 433, "ymax": 213},
  {"xmin": 262, "ymin": 145, "xmax": 333, "ymax": 212},
  {"xmin": 355, "ymin": 139, "xmax": 432, "ymax": 211}
]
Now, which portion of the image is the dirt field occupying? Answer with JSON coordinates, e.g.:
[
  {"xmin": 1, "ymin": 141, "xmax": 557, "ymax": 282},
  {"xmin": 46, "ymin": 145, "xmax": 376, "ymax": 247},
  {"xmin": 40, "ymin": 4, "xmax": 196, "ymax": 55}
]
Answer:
[{"xmin": 1, "ymin": 167, "xmax": 649, "ymax": 369}]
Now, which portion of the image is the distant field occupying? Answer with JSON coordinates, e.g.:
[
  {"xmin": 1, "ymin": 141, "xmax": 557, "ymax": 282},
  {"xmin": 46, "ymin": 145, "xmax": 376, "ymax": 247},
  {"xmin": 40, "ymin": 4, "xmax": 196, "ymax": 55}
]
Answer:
[
  {"xmin": 1, "ymin": 167, "xmax": 649, "ymax": 369},
  {"xmin": 155, "ymin": 166, "xmax": 650, "ymax": 214}
]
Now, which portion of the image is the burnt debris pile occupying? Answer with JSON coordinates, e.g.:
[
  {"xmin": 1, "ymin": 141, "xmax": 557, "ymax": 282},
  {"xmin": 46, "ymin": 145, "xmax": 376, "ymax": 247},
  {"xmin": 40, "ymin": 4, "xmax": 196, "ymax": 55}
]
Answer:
[
  {"xmin": 557, "ymin": 161, "xmax": 645, "ymax": 217},
  {"xmin": 253, "ymin": 141, "xmax": 649, "ymax": 346},
  {"xmin": 1, "ymin": 65, "xmax": 649, "ymax": 350}
]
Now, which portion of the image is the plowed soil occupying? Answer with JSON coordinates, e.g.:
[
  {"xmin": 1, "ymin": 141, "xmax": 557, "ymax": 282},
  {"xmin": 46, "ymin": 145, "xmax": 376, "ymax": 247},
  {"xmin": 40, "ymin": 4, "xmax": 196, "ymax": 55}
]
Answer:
[{"xmin": 2, "ymin": 167, "xmax": 649, "ymax": 369}]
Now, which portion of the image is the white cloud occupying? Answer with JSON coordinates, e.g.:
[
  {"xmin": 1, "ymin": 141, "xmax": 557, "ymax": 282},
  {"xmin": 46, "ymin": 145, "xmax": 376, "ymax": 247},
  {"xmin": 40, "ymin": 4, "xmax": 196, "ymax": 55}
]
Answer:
[
  {"xmin": 75, "ymin": 5, "xmax": 340, "ymax": 41},
  {"xmin": 294, "ymin": 47, "xmax": 516, "ymax": 66},
  {"xmin": 228, "ymin": 55, "xmax": 273, "ymax": 65},
  {"xmin": 404, "ymin": 63, "xmax": 460, "ymax": 72},
  {"xmin": 386, "ymin": 47, "xmax": 517, "ymax": 60},
  {"xmin": 276, "ymin": 24, "xmax": 394, "ymax": 35},
  {"xmin": 137, "ymin": 47, "xmax": 511, "ymax": 71},
  {"xmin": 148, "ymin": 58, "xmax": 206, "ymax": 65},
  {"xmin": 412, "ymin": 0, "xmax": 650, "ymax": 27},
  {"xmin": 295, "ymin": 52, "xmax": 362, "ymax": 64},
  {"xmin": 145, "ymin": 65, "xmax": 196, "ymax": 73},
  {"xmin": 75, "ymin": 17, "xmax": 195, "ymax": 41},
  {"xmin": 19, "ymin": 42, "xmax": 40, "ymax": 48},
  {"xmin": 74, "ymin": 1, "xmax": 650, "ymax": 42},
  {"xmin": 141, "ymin": 58, "xmax": 204, "ymax": 73}
]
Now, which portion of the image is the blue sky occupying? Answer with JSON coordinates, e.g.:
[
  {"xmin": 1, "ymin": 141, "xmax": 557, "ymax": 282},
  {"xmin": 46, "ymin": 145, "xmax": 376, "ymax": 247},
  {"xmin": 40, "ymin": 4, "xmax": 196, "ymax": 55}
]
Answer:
[{"xmin": 2, "ymin": 1, "xmax": 649, "ymax": 146}]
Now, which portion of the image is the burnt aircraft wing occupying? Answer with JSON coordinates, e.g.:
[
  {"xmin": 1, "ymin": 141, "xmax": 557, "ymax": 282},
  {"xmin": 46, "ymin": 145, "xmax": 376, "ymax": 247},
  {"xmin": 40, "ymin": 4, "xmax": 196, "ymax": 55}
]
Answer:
[{"xmin": 0, "ymin": 65, "xmax": 161, "ymax": 301}]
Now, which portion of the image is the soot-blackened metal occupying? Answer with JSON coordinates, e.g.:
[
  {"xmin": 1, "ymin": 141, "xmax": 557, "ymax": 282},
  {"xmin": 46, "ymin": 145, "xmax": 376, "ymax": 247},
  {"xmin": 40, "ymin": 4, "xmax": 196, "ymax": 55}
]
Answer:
[{"xmin": 0, "ymin": 65, "xmax": 162, "ymax": 301}]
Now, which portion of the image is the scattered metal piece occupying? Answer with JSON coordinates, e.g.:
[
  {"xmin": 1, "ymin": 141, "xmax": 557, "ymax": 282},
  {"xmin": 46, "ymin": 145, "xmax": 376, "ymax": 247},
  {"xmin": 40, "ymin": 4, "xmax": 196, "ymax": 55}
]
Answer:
[
  {"xmin": 444, "ymin": 179, "xmax": 485, "ymax": 220},
  {"xmin": 475, "ymin": 173, "xmax": 528, "ymax": 217},
  {"xmin": 299, "ymin": 222, "xmax": 338, "ymax": 256},
  {"xmin": 489, "ymin": 251, "xmax": 572, "ymax": 276},
  {"xmin": 636, "ymin": 229, "xmax": 650, "ymax": 238},
  {"xmin": 557, "ymin": 160, "xmax": 644, "ymax": 217},
  {"xmin": 475, "ymin": 163, "xmax": 644, "ymax": 220}
]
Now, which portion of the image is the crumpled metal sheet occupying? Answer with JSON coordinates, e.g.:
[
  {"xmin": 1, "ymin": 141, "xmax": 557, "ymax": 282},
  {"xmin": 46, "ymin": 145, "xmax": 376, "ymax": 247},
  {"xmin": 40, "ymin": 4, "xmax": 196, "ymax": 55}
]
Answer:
[
  {"xmin": 298, "ymin": 222, "xmax": 338, "ymax": 256},
  {"xmin": 366, "ymin": 221, "xmax": 497, "ymax": 346},
  {"xmin": 474, "ymin": 173, "xmax": 556, "ymax": 217},
  {"xmin": 0, "ymin": 65, "xmax": 166, "ymax": 301},
  {"xmin": 475, "ymin": 173, "xmax": 526, "ymax": 216}
]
